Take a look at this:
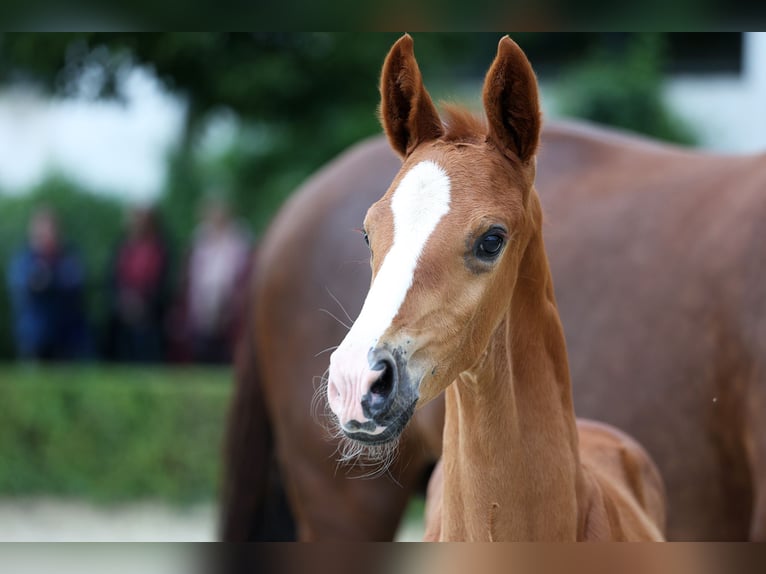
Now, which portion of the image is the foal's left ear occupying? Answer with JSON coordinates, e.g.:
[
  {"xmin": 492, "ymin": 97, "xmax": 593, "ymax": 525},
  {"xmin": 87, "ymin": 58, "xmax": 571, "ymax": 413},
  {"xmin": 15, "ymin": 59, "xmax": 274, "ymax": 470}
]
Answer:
[
  {"xmin": 483, "ymin": 36, "xmax": 541, "ymax": 164},
  {"xmin": 380, "ymin": 34, "xmax": 443, "ymax": 157}
]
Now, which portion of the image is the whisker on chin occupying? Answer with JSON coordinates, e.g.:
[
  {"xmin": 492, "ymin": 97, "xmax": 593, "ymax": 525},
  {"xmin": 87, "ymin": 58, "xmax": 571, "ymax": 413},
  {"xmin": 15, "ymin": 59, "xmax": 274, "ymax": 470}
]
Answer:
[
  {"xmin": 333, "ymin": 430, "xmax": 402, "ymax": 480},
  {"xmin": 317, "ymin": 396, "xmax": 402, "ymax": 480}
]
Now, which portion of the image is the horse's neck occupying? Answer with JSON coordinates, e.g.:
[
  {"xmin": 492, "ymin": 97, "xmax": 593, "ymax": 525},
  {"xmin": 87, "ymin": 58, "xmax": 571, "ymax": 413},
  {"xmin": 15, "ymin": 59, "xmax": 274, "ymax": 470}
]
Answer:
[{"xmin": 440, "ymin": 207, "xmax": 585, "ymax": 541}]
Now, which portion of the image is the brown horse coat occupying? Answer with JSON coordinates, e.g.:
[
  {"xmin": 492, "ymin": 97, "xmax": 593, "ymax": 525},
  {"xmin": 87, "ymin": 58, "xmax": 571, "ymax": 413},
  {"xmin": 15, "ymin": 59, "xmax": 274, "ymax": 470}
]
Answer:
[
  {"xmin": 342, "ymin": 34, "xmax": 665, "ymax": 541},
  {"xmin": 221, "ymin": 45, "xmax": 766, "ymax": 541}
]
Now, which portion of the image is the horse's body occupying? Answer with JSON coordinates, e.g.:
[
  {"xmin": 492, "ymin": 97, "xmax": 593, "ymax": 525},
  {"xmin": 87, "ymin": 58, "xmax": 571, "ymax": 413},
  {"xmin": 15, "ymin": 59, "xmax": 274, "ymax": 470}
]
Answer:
[
  {"xmin": 221, "ymin": 59, "xmax": 766, "ymax": 540},
  {"xmin": 325, "ymin": 34, "xmax": 665, "ymax": 541}
]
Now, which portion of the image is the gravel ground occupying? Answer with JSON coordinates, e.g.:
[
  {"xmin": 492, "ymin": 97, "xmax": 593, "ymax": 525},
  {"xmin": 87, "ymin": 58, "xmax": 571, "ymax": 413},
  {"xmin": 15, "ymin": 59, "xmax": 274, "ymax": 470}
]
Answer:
[
  {"xmin": 0, "ymin": 497, "xmax": 425, "ymax": 542},
  {"xmin": 0, "ymin": 498, "xmax": 216, "ymax": 542},
  {"xmin": 395, "ymin": 519, "xmax": 426, "ymax": 542}
]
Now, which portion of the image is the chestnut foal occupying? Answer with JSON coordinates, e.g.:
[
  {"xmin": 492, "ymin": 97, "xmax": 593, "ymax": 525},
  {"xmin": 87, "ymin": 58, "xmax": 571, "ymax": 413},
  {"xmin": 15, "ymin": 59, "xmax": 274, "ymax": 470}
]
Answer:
[{"xmin": 327, "ymin": 35, "xmax": 666, "ymax": 541}]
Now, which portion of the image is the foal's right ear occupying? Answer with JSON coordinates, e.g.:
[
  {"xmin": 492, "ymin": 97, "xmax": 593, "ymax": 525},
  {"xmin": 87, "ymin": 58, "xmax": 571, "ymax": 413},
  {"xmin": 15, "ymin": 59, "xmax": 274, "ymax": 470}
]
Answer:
[{"xmin": 380, "ymin": 34, "xmax": 443, "ymax": 158}]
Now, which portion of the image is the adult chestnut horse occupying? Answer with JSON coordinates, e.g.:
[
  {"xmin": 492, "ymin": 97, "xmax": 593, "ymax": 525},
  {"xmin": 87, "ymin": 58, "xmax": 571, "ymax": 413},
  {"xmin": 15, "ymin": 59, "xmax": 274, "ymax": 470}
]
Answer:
[
  {"xmin": 221, "ymin": 42, "xmax": 766, "ymax": 540},
  {"xmin": 328, "ymin": 34, "xmax": 665, "ymax": 541}
]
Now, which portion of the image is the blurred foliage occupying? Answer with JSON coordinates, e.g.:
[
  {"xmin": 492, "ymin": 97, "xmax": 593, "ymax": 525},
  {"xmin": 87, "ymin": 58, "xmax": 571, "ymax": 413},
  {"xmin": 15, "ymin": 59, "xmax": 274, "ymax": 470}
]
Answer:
[
  {"xmin": 555, "ymin": 33, "xmax": 697, "ymax": 145},
  {"xmin": 0, "ymin": 33, "xmax": 484, "ymax": 241},
  {"xmin": 0, "ymin": 33, "xmax": 703, "ymax": 359},
  {"xmin": 0, "ymin": 366, "xmax": 231, "ymax": 504},
  {"xmin": 1, "ymin": 33, "xmax": 479, "ymax": 120},
  {"xmin": 0, "ymin": 33, "xmax": 485, "ymax": 359}
]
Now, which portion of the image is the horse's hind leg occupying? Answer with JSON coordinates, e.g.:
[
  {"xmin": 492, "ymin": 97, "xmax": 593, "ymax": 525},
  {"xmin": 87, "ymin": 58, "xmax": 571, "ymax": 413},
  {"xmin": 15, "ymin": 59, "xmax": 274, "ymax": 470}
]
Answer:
[
  {"xmin": 748, "ymin": 446, "xmax": 766, "ymax": 540},
  {"xmin": 750, "ymin": 491, "xmax": 766, "ymax": 540},
  {"xmin": 747, "ymin": 375, "xmax": 766, "ymax": 541}
]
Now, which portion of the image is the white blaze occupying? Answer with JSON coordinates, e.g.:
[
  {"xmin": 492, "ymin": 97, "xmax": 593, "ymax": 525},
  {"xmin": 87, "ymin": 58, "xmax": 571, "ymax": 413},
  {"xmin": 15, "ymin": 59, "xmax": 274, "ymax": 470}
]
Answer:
[
  {"xmin": 345, "ymin": 160, "xmax": 451, "ymax": 354},
  {"xmin": 328, "ymin": 160, "xmax": 452, "ymax": 429}
]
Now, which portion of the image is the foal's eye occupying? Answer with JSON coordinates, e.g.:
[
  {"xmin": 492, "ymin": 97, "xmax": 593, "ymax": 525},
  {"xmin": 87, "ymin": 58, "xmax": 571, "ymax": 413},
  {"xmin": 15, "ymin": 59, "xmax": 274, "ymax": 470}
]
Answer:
[
  {"xmin": 362, "ymin": 230, "xmax": 370, "ymax": 247},
  {"xmin": 476, "ymin": 232, "xmax": 504, "ymax": 260}
]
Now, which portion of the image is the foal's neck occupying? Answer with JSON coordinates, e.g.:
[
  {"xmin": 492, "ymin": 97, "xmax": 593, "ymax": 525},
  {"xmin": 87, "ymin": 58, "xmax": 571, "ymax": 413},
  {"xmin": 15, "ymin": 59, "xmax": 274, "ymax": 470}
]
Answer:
[{"xmin": 440, "ymin": 194, "xmax": 585, "ymax": 541}]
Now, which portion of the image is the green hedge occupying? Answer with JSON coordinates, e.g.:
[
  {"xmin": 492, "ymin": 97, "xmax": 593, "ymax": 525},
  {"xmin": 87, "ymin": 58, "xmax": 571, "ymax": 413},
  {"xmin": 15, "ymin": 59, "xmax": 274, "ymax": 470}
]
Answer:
[{"xmin": 0, "ymin": 366, "xmax": 232, "ymax": 505}]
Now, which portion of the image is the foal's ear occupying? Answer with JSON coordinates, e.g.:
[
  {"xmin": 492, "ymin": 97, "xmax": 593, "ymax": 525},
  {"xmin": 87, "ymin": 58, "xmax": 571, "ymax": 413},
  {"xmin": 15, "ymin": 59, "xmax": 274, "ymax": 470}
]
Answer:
[
  {"xmin": 380, "ymin": 34, "xmax": 443, "ymax": 157},
  {"xmin": 483, "ymin": 36, "xmax": 541, "ymax": 163}
]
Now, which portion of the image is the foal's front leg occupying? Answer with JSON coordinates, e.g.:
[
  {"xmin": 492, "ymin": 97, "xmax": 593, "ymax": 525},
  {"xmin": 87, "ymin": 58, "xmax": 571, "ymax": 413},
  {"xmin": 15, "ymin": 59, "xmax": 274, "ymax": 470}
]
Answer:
[{"xmin": 423, "ymin": 459, "xmax": 445, "ymax": 541}]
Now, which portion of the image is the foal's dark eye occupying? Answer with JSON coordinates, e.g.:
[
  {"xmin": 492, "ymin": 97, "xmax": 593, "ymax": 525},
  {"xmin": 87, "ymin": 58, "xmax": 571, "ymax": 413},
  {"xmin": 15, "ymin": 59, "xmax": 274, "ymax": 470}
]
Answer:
[
  {"xmin": 476, "ymin": 232, "xmax": 504, "ymax": 259},
  {"xmin": 362, "ymin": 230, "xmax": 370, "ymax": 247}
]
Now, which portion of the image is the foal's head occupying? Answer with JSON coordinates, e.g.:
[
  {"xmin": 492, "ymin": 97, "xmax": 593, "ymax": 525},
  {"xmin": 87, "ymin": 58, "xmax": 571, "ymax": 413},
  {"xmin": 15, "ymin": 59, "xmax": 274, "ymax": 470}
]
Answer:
[{"xmin": 327, "ymin": 35, "xmax": 542, "ymax": 446}]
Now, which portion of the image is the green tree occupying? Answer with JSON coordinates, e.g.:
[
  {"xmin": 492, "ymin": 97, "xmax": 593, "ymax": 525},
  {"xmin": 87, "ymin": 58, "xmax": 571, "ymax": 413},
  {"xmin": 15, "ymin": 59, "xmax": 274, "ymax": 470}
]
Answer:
[
  {"xmin": 555, "ymin": 34, "xmax": 696, "ymax": 145},
  {"xmin": 0, "ymin": 33, "xmax": 483, "ymax": 358},
  {"xmin": 1, "ymin": 33, "xmax": 481, "ymax": 238}
]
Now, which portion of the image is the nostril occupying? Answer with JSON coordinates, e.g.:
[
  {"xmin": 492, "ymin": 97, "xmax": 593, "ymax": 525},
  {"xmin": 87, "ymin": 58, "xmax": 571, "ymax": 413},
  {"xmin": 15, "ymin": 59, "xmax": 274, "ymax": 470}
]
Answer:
[
  {"xmin": 362, "ymin": 351, "xmax": 400, "ymax": 420},
  {"xmin": 370, "ymin": 358, "xmax": 395, "ymax": 399}
]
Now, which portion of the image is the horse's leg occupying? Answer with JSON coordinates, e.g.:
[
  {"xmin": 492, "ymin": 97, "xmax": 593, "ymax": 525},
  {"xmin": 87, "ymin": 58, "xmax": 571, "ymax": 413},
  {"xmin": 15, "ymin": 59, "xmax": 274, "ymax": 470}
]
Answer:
[
  {"xmin": 423, "ymin": 458, "xmax": 444, "ymax": 541},
  {"xmin": 747, "ymin": 371, "xmax": 766, "ymax": 541},
  {"xmin": 273, "ymin": 418, "xmax": 432, "ymax": 541},
  {"xmin": 220, "ymin": 305, "xmax": 296, "ymax": 541}
]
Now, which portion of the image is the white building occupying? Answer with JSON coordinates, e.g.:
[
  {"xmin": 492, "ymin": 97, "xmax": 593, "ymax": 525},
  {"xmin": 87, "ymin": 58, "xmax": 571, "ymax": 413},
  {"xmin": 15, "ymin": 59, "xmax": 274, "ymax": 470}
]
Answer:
[{"xmin": 663, "ymin": 32, "xmax": 766, "ymax": 153}]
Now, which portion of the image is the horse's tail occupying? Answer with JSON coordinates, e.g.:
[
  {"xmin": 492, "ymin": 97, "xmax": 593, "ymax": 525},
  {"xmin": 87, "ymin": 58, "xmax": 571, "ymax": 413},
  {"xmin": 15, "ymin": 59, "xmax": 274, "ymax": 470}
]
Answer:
[{"xmin": 219, "ymin": 257, "xmax": 295, "ymax": 541}]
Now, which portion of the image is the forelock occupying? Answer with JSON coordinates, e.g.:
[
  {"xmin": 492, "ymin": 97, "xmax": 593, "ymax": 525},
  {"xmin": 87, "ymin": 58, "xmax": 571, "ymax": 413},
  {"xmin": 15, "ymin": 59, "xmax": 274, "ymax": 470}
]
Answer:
[{"xmin": 440, "ymin": 103, "xmax": 487, "ymax": 144}]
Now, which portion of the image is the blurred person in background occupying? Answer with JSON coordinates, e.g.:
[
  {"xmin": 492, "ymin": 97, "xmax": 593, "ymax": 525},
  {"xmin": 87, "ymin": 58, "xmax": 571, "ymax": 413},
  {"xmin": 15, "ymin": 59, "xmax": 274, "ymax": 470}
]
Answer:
[
  {"xmin": 104, "ymin": 206, "xmax": 172, "ymax": 363},
  {"xmin": 175, "ymin": 197, "xmax": 252, "ymax": 364},
  {"xmin": 6, "ymin": 207, "xmax": 92, "ymax": 361}
]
